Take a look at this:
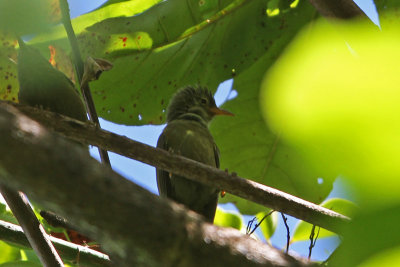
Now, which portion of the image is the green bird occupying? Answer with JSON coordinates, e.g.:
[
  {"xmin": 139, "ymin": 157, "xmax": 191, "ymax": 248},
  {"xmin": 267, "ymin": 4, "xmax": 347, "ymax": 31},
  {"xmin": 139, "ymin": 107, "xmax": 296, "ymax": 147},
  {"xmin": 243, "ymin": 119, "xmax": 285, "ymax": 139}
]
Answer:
[
  {"xmin": 156, "ymin": 86, "xmax": 233, "ymax": 222},
  {"xmin": 17, "ymin": 38, "xmax": 87, "ymax": 122}
]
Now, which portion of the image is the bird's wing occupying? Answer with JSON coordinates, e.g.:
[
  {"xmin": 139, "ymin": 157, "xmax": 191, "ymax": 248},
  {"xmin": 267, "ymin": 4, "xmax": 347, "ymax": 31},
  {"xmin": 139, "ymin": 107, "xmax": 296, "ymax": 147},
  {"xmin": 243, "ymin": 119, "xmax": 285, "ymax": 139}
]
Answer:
[{"xmin": 156, "ymin": 131, "xmax": 173, "ymax": 198}]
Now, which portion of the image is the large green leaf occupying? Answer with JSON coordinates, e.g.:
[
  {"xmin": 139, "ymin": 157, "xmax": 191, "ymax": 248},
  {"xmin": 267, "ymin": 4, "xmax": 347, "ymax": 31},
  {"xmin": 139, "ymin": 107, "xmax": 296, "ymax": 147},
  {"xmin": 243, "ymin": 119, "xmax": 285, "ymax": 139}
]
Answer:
[
  {"xmin": 258, "ymin": 6, "xmax": 400, "ymax": 265},
  {"xmin": 25, "ymin": 0, "xmax": 317, "ymax": 127},
  {"xmin": 210, "ymin": 1, "xmax": 334, "ymax": 214}
]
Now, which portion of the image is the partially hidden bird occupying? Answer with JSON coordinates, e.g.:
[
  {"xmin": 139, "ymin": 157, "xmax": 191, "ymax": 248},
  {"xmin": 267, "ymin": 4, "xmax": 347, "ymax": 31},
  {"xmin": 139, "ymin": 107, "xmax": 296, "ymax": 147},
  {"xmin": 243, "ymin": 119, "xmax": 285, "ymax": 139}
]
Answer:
[
  {"xmin": 17, "ymin": 38, "xmax": 87, "ymax": 122},
  {"xmin": 156, "ymin": 86, "xmax": 233, "ymax": 222}
]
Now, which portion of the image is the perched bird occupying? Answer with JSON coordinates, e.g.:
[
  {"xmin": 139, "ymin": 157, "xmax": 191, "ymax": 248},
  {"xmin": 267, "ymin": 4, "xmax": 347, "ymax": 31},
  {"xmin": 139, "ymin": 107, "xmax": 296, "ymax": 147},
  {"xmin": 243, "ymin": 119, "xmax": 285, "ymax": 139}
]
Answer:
[
  {"xmin": 156, "ymin": 86, "xmax": 233, "ymax": 222},
  {"xmin": 17, "ymin": 38, "xmax": 87, "ymax": 122}
]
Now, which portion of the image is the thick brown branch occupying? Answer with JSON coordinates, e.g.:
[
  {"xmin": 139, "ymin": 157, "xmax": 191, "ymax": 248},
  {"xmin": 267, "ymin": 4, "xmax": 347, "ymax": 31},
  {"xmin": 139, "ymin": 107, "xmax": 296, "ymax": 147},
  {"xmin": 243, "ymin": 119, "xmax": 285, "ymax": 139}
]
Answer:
[
  {"xmin": 0, "ymin": 220, "xmax": 111, "ymax": 266},
  {"xmin": 0, "ymin": 101, "xmax": 315, "ymax": 266},
  {"xmin": 7, "ymin": 101, "xmax": 350, "ymax": 234},
  {"xmin": 308, "ymin": 0, "xmax": 365, "ymax": 19}
]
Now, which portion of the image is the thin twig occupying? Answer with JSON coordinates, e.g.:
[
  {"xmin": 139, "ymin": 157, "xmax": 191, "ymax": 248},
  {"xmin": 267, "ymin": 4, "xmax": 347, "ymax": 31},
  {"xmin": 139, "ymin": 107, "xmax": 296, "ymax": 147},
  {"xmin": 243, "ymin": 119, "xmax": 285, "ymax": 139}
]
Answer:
[
  {"xmin": 0, "ymin": 219, "xmax": 111, "ymax": 266},
  {"xmin": 246, "ymin": 210, "xmax": 275, "ymax": 235},
  {"xmin": 59, "ymin": 0, "xmax": 110, "ymax": 166},
  {"xmin": 0, "ymin": 183, "xmax": 64, "ymax": 266},
  {"xmin": 281, "ymin": 213, "xmax": 290, "ymax": 253},
  {"xmin": 308, "ymin": 225, "xmax": 320, "ymax": 260}
]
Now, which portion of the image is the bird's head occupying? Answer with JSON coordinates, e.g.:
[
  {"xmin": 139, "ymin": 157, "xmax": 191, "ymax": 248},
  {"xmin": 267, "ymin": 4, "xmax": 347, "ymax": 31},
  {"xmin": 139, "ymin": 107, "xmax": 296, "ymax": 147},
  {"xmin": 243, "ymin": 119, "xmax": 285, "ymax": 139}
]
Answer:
[{"xmin": 166, "ymin": 86, "xmax": 233, "ymax": 123}]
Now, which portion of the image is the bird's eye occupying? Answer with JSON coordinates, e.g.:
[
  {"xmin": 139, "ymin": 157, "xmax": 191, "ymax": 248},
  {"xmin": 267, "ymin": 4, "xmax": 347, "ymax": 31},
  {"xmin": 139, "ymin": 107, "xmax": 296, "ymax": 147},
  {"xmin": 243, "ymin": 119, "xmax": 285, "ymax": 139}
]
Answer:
[{"xmin": 201, "ymin": 98, "xmax": 208, "ymax": 104}]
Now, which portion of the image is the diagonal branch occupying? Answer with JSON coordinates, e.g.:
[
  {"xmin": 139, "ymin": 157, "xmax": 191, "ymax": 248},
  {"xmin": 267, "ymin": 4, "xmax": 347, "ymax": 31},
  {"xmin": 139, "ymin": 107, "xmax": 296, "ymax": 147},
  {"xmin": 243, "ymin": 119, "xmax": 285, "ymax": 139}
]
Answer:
[
  {"xmin": 0, "ymin": 101, "xmax": 316, "ymax": 266},
  {"xmin": 6, "ymin": 101, "xmax": 350, "ymax": 234}
]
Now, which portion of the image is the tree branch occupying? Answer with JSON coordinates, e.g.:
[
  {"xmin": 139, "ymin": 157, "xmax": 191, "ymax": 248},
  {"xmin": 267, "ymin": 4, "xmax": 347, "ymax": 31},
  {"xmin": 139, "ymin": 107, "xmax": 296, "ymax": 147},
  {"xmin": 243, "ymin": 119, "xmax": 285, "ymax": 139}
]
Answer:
[
  {"xmin": 0, "ymin": 185, "xmax": 64, "ymax": 266},
  {"xmin": 0, "ymin": 101, "xmax": 316, "ymax": 266},
  {"xmin": 0, "ymin": 220, "xmax": 111, "ymax": 266},
  {"xmin": 6, "ymin": 101, "xmax": 350, "ymax": 234},
  {"xmin": 308, "ymin": 0, "xmax": 365, "ymax": 19}
]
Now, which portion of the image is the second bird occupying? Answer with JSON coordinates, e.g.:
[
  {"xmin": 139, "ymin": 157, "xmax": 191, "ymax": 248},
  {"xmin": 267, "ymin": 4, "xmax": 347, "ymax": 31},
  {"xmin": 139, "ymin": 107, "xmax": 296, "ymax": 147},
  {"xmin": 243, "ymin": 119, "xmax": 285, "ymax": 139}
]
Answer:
[{"xmin": 156, "ymin": 86, "xmax": 233, "ymax": 222}]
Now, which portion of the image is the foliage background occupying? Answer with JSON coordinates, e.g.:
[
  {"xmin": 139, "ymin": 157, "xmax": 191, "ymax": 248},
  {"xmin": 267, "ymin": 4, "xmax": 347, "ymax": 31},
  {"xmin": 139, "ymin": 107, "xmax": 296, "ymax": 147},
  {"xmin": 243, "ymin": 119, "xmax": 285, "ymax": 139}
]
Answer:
[{"xmin": 2, "ymin": 0, "xmax": 399, "ymax": 266}]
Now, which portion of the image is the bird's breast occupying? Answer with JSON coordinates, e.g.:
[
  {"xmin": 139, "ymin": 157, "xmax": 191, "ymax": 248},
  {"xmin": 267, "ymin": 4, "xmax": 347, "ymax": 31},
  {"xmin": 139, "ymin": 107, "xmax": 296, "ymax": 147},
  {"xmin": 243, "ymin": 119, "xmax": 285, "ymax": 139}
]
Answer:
[{"xmin": 161, "ymin": 119, "xmax": 217, "ymax": 167}]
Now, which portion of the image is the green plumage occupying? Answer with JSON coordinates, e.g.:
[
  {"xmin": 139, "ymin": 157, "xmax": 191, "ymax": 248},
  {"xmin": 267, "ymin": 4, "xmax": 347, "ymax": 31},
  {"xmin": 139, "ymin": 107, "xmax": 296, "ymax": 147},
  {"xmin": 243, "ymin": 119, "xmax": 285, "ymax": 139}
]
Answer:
[
  {"xmin": 157, "ymin": 86, "xmax": 233, "ymax": 222},
  {"xmin": 17, "ymin": 39, "xmax": 87, "ymax": 122}
]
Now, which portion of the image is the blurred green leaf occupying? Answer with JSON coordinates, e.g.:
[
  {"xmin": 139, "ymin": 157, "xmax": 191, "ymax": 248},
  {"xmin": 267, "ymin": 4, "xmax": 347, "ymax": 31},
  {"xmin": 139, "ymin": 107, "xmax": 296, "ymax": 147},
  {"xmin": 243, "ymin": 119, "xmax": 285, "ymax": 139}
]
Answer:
[
  {"xmin": 0, "ymin": 201, "xmax": 18, "ymax": 225},
  {"xmin": 258, "ymin": 9, "xmax": 400, "ymax": 266},
  {"xmin": 255, "ymin": 210, "xmax": 277, "ymax": 240},
  {"xmin": 0, "ymin": 261, "xmax": 42, "ymax": 267},
  {"xmin": 261, "ymin": 17, "xmax": 400, "ymax": 205},
  {"xmin": 0, "ymin": 241, "xmax": 20, "ymax": 263},
  {"xmin": 214, "ymin": 207, "xmax": 243, "ymax": 230},
  {"xmin": 331, "ymin": 205, "xmax": 400, "ymax": 267},
  {"xmin": 19, "ymin": 250, "xmax": 40, "ymax": 265},
  {"xmin": 0, "ymin": 0, "xmax": 60, "ymax": 35},
  {"xmin": 359, "ymin": 246, "xmax": 400, "ymax": 267},
  {"xmin": 292, "ymin": 198, "xmax": 357, "ymax": 242}
]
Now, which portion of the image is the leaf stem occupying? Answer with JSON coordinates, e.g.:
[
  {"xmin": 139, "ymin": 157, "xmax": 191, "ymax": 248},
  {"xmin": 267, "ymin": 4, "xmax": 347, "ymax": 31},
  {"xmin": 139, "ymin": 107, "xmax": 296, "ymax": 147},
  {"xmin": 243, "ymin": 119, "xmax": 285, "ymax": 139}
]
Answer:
[{"xmin": 59, "ymin": 0, "xmax": 111, "ymax": 166}]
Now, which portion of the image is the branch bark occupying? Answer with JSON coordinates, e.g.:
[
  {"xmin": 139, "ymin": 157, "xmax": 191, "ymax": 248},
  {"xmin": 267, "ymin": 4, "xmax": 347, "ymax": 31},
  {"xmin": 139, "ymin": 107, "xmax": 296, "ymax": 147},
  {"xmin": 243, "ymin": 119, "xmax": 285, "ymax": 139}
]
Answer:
[
  {"xmin": 0, "ymin": 185, "xmax": 64, "ymax": 266},
  {"xmin": 308, "ymin": 0, "xmax": 365, "ymax": 19},
  {"xmin": 7, "ymin": 101, "xmax": 350, "ymax": 234},
  {"xmin": 0, "ymin": 101, "xmax": 316, "ymax": 266},
  {"xmin": 0, "ymin": 220, "xmax": 111, "ymax": 266}
]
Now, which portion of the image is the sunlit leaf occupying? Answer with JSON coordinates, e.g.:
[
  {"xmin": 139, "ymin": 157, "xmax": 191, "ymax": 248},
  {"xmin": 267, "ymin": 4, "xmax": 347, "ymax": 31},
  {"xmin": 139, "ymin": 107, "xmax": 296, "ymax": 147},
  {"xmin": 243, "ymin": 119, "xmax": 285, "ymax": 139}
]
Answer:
[
  {"xmin": 0, "ymin": 241, "xmax": 20, "ymax": 263},
  {"xmin": 359, "ymin": 246, "xmax": 400, "ymax": 267},
  {"xmin": 255, "ymin": 210, "xmax": 278, "ymax": 240},
  {"xmin": 214, "ymin": 207, "xmax": 243, "ymax": 230}
]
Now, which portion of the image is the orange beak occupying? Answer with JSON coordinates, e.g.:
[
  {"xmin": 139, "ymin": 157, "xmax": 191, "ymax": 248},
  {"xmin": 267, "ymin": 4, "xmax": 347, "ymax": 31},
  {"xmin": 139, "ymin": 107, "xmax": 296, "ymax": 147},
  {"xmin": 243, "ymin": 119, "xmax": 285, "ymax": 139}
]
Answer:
[{"xmin": 209, "ymin": 106, "xmax": 234, "ymax": 116}]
